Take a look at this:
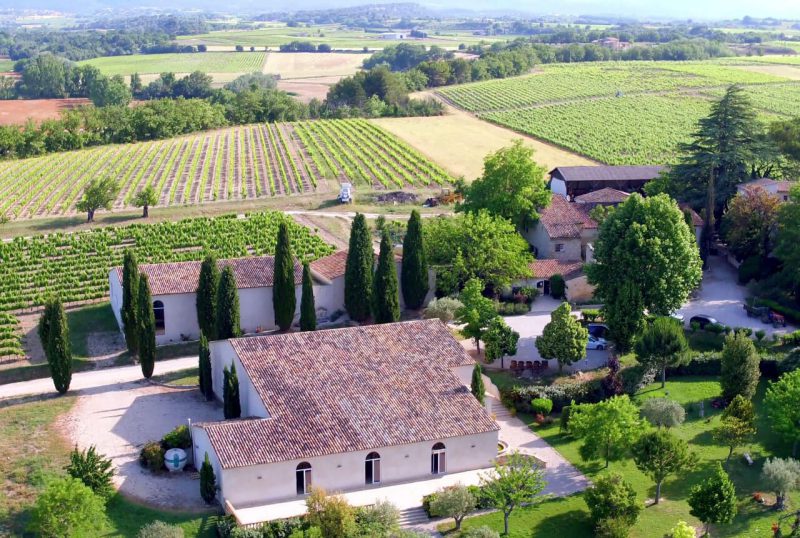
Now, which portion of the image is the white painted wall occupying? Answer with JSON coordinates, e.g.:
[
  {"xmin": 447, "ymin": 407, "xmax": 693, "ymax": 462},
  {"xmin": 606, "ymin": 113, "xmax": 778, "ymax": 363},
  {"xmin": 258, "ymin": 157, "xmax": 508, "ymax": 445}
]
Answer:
[
  {"xmin": 209, "ymin": 340, "xmax": 269, "ymax": 418},
  {"xmin": 108, "ymin": 270, "xmax": 124, "ymax": 334},
  {"xmin": 550, "ymin": 178, "xmax": 567, "ymax": 197},
  {"xmin": 192, "ymin": 427, "xmax": 224, "ymax": 503},
  {"xmin": 216, "ymin": 430, "xmax": 498, "ymax": 508}
]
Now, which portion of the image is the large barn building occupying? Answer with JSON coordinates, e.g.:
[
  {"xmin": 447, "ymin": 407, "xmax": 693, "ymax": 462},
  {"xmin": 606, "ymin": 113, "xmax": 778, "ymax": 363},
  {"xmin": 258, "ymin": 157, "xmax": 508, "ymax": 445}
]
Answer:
[{"xmin": 549, "ymin": 165, "xmax": 666, "ymax": 199}]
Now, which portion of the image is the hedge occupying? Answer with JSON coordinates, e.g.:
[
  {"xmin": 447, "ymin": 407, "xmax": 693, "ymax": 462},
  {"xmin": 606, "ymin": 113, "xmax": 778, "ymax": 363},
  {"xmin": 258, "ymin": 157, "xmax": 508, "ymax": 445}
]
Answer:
[
  {"xmin": 500, "ymin": 380, "xmax": 604, "ymax": 413},
  {"xmin": 666, "ymin": 352, "xmax": 781, "ymax": 379},
  {"xmin": 755, "ymin": 298, "xmax": 800, "ymax": 325}
]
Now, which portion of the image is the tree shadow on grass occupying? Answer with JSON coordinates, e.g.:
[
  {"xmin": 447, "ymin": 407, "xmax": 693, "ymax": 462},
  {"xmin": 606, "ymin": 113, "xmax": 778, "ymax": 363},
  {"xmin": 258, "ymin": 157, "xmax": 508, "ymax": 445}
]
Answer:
[
  {"xmin": 532, "ymin": 509, "xmax": 593, "ymax": 537},
  {"xmin": 105, "ymin": 494, "xmax": 221, "ymax": 537}
]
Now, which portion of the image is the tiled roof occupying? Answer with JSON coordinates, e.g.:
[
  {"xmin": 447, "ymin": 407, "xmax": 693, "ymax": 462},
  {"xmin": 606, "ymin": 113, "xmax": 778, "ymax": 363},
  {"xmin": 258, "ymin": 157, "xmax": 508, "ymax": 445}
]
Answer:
[
  {"xmin": 310, "ymin": 250, "xmax": 348, "ymax": 282},
  {"xmin": 539, "ymin": 196, "xmax": 597, "ymax": 239},
  {"xmin": 530, "ymin": 259, "xmax": 584, "ymax": 280},
  {"xmin": 197, "ymin": 320, "xmax": 497, "ymax": 469},
  {"xmin": 574, "ymin": 188, "xmax": 630, "ymax": 204},
  {"xmin": 551, "ymin": 165, "xmax": 665, "ymax": 183},
  {"xmin": 115, "ymin": 256, "xmax": 303, "ymax": 296},
  {"xmin": 678, "ymin": 204, "xmax": 704, "ymax": 227}
]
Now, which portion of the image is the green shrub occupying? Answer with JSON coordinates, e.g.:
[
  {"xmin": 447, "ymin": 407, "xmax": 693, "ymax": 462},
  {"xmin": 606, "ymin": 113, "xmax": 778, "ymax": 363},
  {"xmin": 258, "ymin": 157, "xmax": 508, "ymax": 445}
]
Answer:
[
  {"xmin": 139, "ymin": 441, "xmax": 164, "ymax": 472},
  {"xmin": 550, "ymin": 274, "xmax": 566, "ymax": 299},
  {"xmin": 734, "ymin": 327, "xmax": 753, "ymax": 337},
  {"xmin": 690, "ymin": 321, "xmax": 700, "ymax": 333},
  {"xmin": 755, "ymin": 298, "xmax": 800, "ymax": 324},
  {"xmin": 500, "ymin": 380, "xmax": 603, "ymax": 413},
  {"xmin": 781, "ymin": 330, "xmax": 800, "ymax": 346},
  {"xmin": 738, "ymin": 256, "xmax": 761, "ymax": 284},
  {"xmin": 560, "ymin": 405, "xmax": 572, "ymax": 432},
  {"xmin": 780, "ymin": 349, "xmax": 800, "ymax": 374},
  {"xmin": 581, "ymin": 309, "xmax": 601, "ymax": 323},
  {"xmin": 138, "ymin": 521, "xmax": 184, "ymax": 538},
  {"xmin": 530, "ymin": 398, "xmax": 554, "ymax": 416},
  {"xmin": 620, "ymin": 364, "xmax": 657, "ymax": 395},
  {"xmin": 755, "ymin": 330, "xmax": 766, "ymax": 342},
  {"xmin": 162, "ymin": 425, "xmax": 192, "ymax": 450},
  {"xmin": 65, "ymin": 445, "xmax": 114, "ymax": 499},
  {"xmin": 495, "ymin": 301, "xmax": 530, "ymax": 316},
  {"xmin": 30, "ymin": 476, "xmax": 106, "ymax": 537},
  {"xmin": 705, "ymin": 323, "xmax": 725, "ymax": 334}
]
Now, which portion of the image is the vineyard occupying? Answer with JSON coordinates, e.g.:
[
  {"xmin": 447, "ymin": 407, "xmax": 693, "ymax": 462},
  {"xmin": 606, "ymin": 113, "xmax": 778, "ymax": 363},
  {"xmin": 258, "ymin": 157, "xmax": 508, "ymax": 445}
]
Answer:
[
  {"xmin": 0, "ymin": 211, "xmax": 334, "ymax": 362},
  {"xmin": 438, "ymin": 61, "xmax": 800, "ymax": 165},
  {"xmin": 78, "ymin": 51, "xmax": 267, "ymax": 76},
  {"xmin": 0, "ymin": 119, "xmax": 453, "ymax": 220}
]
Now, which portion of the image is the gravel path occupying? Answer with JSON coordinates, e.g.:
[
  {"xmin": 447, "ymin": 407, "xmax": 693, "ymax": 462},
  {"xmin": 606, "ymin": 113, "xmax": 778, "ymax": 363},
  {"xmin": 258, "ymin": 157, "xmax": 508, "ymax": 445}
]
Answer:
[
  {"xmin": 59, "ymin": 380, "xmax": 223, "ymax": 511},
  {"xmin": 0, "ymin": 356, "xmax": 197, "ymax": 400}
]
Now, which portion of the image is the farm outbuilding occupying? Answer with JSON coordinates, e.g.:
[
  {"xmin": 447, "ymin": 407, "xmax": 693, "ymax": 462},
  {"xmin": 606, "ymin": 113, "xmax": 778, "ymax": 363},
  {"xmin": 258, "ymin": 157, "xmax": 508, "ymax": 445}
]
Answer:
[
  {"xmin": 192, "ymin": 319, "xmax": 499, "ymax": 525},
  {"xmin": 549, "ymin": 165, "xmax": 666, "ymax": 199}
]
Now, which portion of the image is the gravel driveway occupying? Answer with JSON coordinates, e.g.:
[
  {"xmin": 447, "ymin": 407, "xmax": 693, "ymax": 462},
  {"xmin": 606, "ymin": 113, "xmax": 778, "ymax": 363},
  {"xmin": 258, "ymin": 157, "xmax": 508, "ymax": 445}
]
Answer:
[
  {"xmin": 676, "ymin": 255, "xmax": 793, "ymax": 337},
  {"xmin": 60, "ymin": 380, "xmax": 223, "ymax": 511}
]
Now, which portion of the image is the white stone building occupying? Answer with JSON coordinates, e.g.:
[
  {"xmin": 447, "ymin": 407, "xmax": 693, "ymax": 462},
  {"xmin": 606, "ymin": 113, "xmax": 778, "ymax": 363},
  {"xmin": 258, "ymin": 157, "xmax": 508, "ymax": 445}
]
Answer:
[{"xmin": 191, "ymin": 320, "xmax": 499, "ymax": 524}]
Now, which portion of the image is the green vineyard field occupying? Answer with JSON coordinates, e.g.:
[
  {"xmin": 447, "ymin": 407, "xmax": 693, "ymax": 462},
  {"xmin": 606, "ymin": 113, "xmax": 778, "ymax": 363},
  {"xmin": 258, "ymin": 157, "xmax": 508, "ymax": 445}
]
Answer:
[
  {"xmin": 0, "ymin": 119, "xmax": 453, "ymax": 220},
  {"xmin": 0, "ymin": 211, "xmax": 334, "ymax": 362},
  {"xmin": 78, "ymin": 51, "xmax": 267, "ymax": 76}
]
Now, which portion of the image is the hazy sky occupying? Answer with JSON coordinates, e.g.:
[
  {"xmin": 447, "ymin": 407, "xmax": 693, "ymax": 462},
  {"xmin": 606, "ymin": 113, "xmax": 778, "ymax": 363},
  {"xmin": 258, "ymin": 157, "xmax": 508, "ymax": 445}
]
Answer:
[{"xmin": 440, "ymin": 0, "xmax": 800, "ymax": 20}]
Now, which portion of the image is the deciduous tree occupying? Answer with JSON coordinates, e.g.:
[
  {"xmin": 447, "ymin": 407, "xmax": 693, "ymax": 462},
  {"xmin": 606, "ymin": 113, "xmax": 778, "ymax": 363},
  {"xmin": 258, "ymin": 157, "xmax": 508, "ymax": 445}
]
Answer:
[
  {"xmin": 713, "ymin": 416, "xmax": 755, "ymax": 464},
  {"xmin": 721, "ymin": 189, "xmax": 780, "ymax": 261},
  {"xmin": 583, "ymin": 473, "xmax": 641, "ymax": 536},
  {"xmin": 76, "ymin": 176, "xmax": 120, "ymax": 222},
  {"xmin": 764, "ymin": 370, "xmax": 800, "ymax": 457},
  {"xmin": 373, "ymin": 230, "xmax": 400, "ymax": 324},
  {"xmin": 121, "ymin": 250, "xmax": 139, "ymax": 355},
  {"xmin": 429, "ymin": 484, "xmax": 476, "ymax": 531},
  {"xmin": 196, "ymin": 254, "xmax": 219, "ymax": 340},
  {"xmin": 774, "ymin": 186, "xmax": 800, "ymax": 302},
  {"xmin": 480, "ymin": 452, "xmax": 547, "ymax": 536},
  {"xmin": 569, "ymin": 395, "xmax": 647, "ymax": 468},
  {"xmin": 273, "ymin": 222, "xmax": 297, "ymax": 331},
  {"xmin": 30, "ymin": 476, "xmax": 106, "ymax": 538},
  {"xmin": 425, "ymin": 210, "xmax": 532, "ymax": 295},
  {"xmin": 455, "ymin": 279, "xmax": 497, "ymax": 353},
  {"xmin": 631, "ymin": 430, "xmax": 696, "ymax": 504},
  {"xmin": 634, "ymin": 317, "xmax": 689, "ymax": 388},
  {"xmin": 587, "ymin": 194, "xmax": 702, "ymax": 350},
  {"xmin": 536, "ymin": 302, "xmax": 588, "ymax": 373},
  {"xmin": 458, "ymin": 140, "xmax": 551, "ymax": 229},
  {"xmin": 132, "ymin": 185, "xmax": 158, "ymax": 218},
  {"xmin": 720, "ymin": 331, "xmax": 760, "ymax": 402},
  {"xmin": 483, "ymin": 316, "xmax": 519, "ymax": 368},
  {"xmin": 688, "ymin": 463, "xmax": 737, "ymax": 536},
  {"xmin": 216, "ymin": 266, "xmax": 240, "ymax": 339},
  {"xmin": 401, "ymin": 210, "xmax": 429, "ymax": 310},
  {"xmin": 345, "ymin": 213, "xmax": 374, "ymax": 322},
  {"xmin": 137, "ymin": 274, "xmax": 156, "ymax": 379},
  {"xmin": 300, "ymin": 262, "xmax": 316, "ymax": 331},
  {"xmin": 306, "ymin": 487, "xmax": 358, "ymax": 538}
]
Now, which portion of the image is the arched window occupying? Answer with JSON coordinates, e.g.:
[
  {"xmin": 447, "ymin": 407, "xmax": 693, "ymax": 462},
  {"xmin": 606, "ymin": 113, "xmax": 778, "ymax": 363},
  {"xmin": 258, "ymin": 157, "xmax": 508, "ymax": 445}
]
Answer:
[
  {"xmin": 365, "ymin": 452, "xmax": 381, "ymax": 485},
  {"xmin": 296, "ymin": 462, "xmax": 312, "ymax": 495},
  {"xmin": 153, "ymin": 300, "xmax": 165, "ymax": 335},
  {"xmin": 431, "ymin": 442, "xmax": 446, "ymax": 475}
]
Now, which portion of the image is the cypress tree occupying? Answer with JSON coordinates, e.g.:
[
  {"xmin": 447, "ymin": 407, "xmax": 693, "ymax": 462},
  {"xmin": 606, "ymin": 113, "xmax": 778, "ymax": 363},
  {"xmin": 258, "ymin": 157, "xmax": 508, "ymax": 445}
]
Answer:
[
  {"xmin": 45, "ymin": 298, "xmax": 72, "ymax": 394},
  {"xmin": 345, "ymin": 213, "xmax": 373, "ymax": 322},
  {"xmin": 273, "ymin": 222, "xmax": 296, "ymax": 331},
  {"xmin": 373, "ymin": 230, "xmax": 400, "ymax": 324},
  {"xmin": 199, "ymin": 332, "xmax": 213, "ymax": 401},
  {"xmin": 37, "ymin": 297, "xmax": 57, "ymax": 355},
  {"xmin": 471, "ymin": 363, "xmax": 485, "ymax": 405},
  {"xmin": 223, "ymin": 364, "xmax": 241, "ymax": 419},
  {"xmin": 196, "ymin": 253, "xmax": 219, "ymax": 340},
  {"xmin": 121, "ymin": 250, "xmax": 139, "ymax": 355},
  {"xmin": 299, "ymin": 262, "xmax": 316, "ymax": 331},
  {"xmin": 216, "ymin": 266, "xmax": 241, "ymax": 339},
  {"xmin": 401, "ymin": 210, "xmax": 429, "ymax": 310},
  {"xmin": 200, "ymin": 452, "xmax": 216, "ymax": 504},
  {"xmin": 137, "ymin": 274, "xmax": 156, "ymax": 379}
]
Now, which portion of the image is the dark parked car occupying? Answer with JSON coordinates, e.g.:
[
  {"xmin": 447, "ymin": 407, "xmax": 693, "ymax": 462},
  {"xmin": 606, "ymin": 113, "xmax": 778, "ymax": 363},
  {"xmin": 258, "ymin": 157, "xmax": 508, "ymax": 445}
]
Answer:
[
  {"xmin": 587, "ymin": 323, "xmax": 609, "ymax": 338},
  {"xmin": 689, "ymin": 315, "xmax": 718, "ymax": 329}
]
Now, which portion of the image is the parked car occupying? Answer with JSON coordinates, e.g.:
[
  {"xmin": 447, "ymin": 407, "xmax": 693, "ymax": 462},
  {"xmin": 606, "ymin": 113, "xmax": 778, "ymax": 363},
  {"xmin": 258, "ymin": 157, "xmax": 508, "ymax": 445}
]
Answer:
[
  {"xmin": 689, "ymin": 315, "xmax": 718, "ymax": 329},
  {"xmin": 670, "ymin": 312, "xmax": 685, "ymax": 323},
  {"xmin": 587, "ymin": 335, "xmax": 607, "ymax": 350},
  {"xmin": 587, "ymin": 323, "xmax": 609, "ymax": 339}
]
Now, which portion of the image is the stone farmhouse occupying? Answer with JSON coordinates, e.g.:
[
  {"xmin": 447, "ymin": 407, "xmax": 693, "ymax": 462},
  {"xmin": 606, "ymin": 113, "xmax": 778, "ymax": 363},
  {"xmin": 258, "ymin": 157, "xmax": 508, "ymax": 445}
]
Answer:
[
  {"xmin": 548, "ymin": 165, "xmax": 666, "ymax": 199},
  {"xmin": 109, "ymin": 251, "xmax": 434, "ymax": 345},
  {"xmin": 191, "ymin": 320, "xmax": 499, "ymax": 525},
  {"xmin": 737, "ymin": 178, "xmax": 792, "ymax": 202}
]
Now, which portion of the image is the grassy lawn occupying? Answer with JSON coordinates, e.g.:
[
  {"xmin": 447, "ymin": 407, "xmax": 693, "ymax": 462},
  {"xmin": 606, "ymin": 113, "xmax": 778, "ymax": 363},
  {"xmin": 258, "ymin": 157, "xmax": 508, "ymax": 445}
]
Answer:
[
  {"xmin": 0, "ymin": 394, "xmax": 217, "ymax": 537},
  {"xmin": 152, "ymin": 367, "xmax": 199, "ymax": 387},
  {"xmin": 450, "ymin": 377, "xmax": 798, "ymax": 537},
  {"xmin": 67, "ymin": 302, "xmax": 122, "ymax": 358}
]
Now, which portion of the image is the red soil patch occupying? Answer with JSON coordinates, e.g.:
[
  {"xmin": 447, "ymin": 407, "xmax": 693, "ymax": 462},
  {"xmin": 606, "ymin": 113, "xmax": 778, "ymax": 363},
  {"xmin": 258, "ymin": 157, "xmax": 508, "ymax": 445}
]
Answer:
[{"xmin": 0, "ymin": 98, "xmax": 91, "ymax": 126}]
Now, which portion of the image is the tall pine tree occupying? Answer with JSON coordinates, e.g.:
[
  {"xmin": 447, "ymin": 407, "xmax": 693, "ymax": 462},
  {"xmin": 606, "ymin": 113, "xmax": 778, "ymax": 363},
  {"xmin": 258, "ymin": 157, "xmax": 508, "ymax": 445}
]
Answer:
[
  {"xmin": 198, "ymin": 332, "xmax": 213, "ymax": 401},
  {"xmin": 41, "ymin": 298, "xmax": 72, "ymax": 394},
  {"xmin": 196, "ymin": 253, "xmax": 219, "ymax": 340},
  {"xmin": 121, "ymin": 250, "xmax": 139, "ymax": 355},
  {"xmin": 345, "ymin": 213, "xmax": 373, "ymax": 322},
  {"xmin": 273, "ymin": 222, "xmax": 296, "ymax": 331},
  {"xmin": 299, "ymin": 262, "xmax": 316, "ymax": 331},
  {"xmin": 216, "ymin": 266, "xmax": 240, "ymax": 339},
  {"xmin": 373, "ymin": 230, "xmax": 400, "ymax": 324},
  {"xmin": 137, "ymin": 274, "xmax": 156, "ymax": 379},
  {"xmin": 401, "ymin": 210, "xmax": 429, "ymax": 310}
]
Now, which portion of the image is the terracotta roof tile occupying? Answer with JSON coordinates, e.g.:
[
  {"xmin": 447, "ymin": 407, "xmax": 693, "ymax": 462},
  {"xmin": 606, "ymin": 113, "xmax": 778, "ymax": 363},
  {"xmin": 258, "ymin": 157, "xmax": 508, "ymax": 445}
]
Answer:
[
  {"xmin": 115, "ymin": 256, "xmax": 303, "ymax": 296},
  {"xmin": 574, "ymin": 188, "xmax": 630, "ymax": 204},
  {"xmin": 310, "ymin": 250, "xmax": 348, "ymax": 281},
  {"xmin": 530, "ymin": 259, "xmax": 584, "ymax": 280},
  {"xmin": 678, "ymin": 204, "xmax": 704, "ymax": 227},
  {"xmin": 539, "ymin": 196, "xmax": 597, "ymax": 238},
  {"xmin": 197, "ymin": 320, "xmax": 498, "ymax": 468}
]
